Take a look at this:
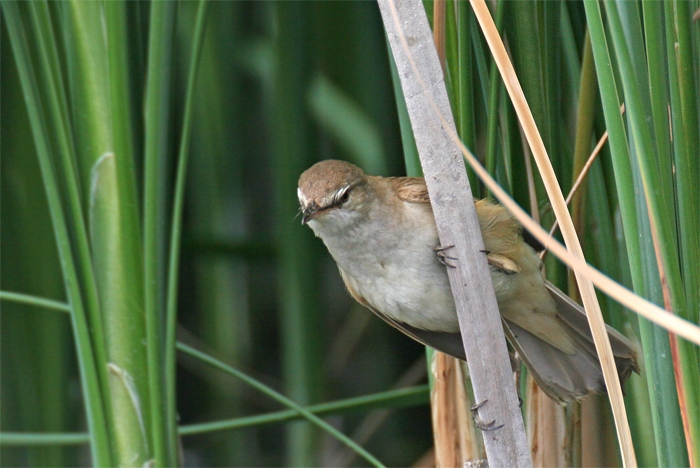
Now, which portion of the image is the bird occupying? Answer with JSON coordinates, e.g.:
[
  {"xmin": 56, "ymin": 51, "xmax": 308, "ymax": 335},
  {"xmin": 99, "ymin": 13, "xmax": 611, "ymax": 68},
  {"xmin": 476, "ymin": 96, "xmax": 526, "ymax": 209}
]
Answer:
[{"xmin": 297, "ymin": 159, "xmax": 638, "ymax": 404}]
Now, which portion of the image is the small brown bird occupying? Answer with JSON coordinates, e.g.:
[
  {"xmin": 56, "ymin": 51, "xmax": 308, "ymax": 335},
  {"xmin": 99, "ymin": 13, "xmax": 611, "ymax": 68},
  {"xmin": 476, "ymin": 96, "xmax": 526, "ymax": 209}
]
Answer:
[{"xmin": 298, "ymin": 159, "xmax": 638, "ymax": 403}]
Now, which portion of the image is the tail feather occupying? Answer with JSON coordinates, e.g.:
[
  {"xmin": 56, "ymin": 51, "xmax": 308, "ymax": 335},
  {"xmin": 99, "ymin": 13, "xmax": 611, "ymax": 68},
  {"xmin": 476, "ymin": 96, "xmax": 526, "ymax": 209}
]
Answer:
[
  {"xmin": 546, "ymin": 281, "xmax": 640, "ymax": 379},
  {"xmin": 503, "ymin": 320, "xmax": 606, "ymax": 403},
  {"xmin": 504, "ymin": 281, "xmax": 639, "ymax": 404}
]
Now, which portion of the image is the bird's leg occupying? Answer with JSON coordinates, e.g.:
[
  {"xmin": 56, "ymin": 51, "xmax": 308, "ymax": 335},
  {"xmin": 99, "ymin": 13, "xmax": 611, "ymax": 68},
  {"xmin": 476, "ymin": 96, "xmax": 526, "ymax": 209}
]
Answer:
[
  {"xmin": 434, "ymin": 244, "xmax": 457, "ymax": 268},
  {"xmin": 464, "ymin": 460, "xmax": 489, "ymax": 468},
  {"xmin": 470, "ymin": 399, "xmax": 504, "ymax": 431},
  {"xmin": 510, "ymin": 352, "xmax": 524, "ymax": 407}
]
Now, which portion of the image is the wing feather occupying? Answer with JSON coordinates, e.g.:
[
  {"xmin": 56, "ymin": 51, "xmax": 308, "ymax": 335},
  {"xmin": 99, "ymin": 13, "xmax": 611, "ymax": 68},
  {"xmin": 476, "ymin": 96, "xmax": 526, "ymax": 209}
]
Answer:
[{"xmin": 389, "ymin": 177, "xmax": 431, "ymax": 204}]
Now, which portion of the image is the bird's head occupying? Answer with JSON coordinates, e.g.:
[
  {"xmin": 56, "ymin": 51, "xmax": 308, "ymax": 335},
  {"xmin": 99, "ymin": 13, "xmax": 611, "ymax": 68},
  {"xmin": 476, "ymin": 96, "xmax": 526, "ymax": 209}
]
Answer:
[{"xmin": 297, "ymin": 160, "xmax": 371, "ymax": 233}]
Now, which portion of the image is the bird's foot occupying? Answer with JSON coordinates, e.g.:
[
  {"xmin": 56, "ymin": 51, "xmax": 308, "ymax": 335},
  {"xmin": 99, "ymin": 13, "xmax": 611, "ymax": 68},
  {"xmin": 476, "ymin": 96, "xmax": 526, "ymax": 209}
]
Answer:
[
  {"xmin": 464, "ymin": 460, "xmax": 489, "ymax": 468},
  {"xmin": 470, "ymin": 399, "xmax": 504, "ymax": 431},
  {"xmin": 435, "ymin": 245, "xmax": 458, "ymax": 268}
]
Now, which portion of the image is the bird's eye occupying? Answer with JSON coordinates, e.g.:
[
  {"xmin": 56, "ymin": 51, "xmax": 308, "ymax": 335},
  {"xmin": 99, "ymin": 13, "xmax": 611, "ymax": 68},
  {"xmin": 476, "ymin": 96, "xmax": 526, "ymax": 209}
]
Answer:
[{"xmin": 335, "ymin": 188, "xmax": 351, "ymax": 206}]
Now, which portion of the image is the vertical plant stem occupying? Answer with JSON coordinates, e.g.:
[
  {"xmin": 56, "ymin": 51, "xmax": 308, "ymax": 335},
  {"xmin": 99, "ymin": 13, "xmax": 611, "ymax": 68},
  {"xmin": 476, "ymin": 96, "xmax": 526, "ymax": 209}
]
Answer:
[
  {"xmin": 272, "ymin": 3, "xmax": 322, "ymax": 465},
  {"xmin": 484, "ymin": 0, "xmax": 505, "ymax": 198},
  {"xmin": 381, "ymin": 0, "xmax": 531, "ymax": 464},
  {"xmin": 165, "ymin": 0, "xmax": 209, "ymax": 457},
  {"xmin": 456, "ymin": 0, "xmax": 479, "ymax": 192},
  {"xmin": 24, "ymin": 1, "xmax": 110, "ymax": 392},
  {"xmin": 432, "ymin": 0, "xmax": 446, "ymax": 72},
  {"xmin": 428, "ymin": 12, "xmax": 469, "ymax": 464},
  {"xmin": 2, "ymin": 4, "xmax": 112, "ymax": 465},
  {"xmin": 388, "ymin": 39, "xmax": 420, "ymax": 175},
  {"xmin": 143, "ymin": 2, "xmax": 177, "ymax": 465},
  {"xmin": 569, "ymin": 31, "xmax": 596, "ymax": 468},
  {"xmin": 61, "ymin": 2, "xmax": 154, "ymax": 464},
  {"xmin": 664, "ymin": 1, "xmax": 700, "ymax": 463},
  {"xmin": 570, "ymin": 32, "xmax": 596, "ymax": 240}
]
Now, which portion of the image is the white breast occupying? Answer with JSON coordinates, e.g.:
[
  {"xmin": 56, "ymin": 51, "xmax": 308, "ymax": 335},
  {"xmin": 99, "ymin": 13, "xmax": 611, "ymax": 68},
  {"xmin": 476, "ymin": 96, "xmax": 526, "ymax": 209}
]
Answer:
[{"xmin": 309, "ymin": 201, "xmax": 460, "ymax": 333}]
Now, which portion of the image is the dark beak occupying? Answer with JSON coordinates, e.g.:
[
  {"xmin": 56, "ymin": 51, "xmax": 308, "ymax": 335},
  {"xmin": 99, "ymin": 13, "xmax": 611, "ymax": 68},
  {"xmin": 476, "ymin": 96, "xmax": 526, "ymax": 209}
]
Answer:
[{"xmin": 301, "ymin": 205, "xmax": 317, "ymax": 225}]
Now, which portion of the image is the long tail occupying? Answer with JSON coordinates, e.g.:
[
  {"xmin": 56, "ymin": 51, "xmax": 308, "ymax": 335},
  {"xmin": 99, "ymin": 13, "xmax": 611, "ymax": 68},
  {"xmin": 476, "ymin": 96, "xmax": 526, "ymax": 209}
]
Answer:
[{"xmin": 503, "ymin": 281, "xmax": 639, "ymax": 404}]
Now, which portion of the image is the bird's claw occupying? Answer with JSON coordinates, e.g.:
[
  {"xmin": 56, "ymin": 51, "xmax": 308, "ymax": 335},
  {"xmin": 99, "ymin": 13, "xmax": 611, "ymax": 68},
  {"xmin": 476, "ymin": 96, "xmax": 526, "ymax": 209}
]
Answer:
[
  {"xmin": 435, "ymin": 245, "xmax": 458, "ymax": 268},
  {"xmin": 470, "ymin": 399, "xmax": 504, "ymax": 431},
  {"xmin": 464, "ymin": 460, "xmax": 489, "ymax": 468}
]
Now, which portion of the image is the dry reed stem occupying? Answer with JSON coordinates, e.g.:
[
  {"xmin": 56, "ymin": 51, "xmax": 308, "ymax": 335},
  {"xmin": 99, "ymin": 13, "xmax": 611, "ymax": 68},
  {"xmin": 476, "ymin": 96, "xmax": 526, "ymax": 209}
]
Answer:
[
  {"xmin": 428, "ymin": 9, "xmax": 471, "ymax": 468},
  {"xmin": 526, "ymin": 376, "xmax": 566, "ymax": 467},
  {"xmin": 432, "ymin": 0, "xmax": 446, "ymax": 74},
  {"xmin": 581, "ymin": 397, "xmax": 616, "ymax": 467},
  {"xmin": 431, "ymin": 353, "xmax": 484, "ymax": 467}
]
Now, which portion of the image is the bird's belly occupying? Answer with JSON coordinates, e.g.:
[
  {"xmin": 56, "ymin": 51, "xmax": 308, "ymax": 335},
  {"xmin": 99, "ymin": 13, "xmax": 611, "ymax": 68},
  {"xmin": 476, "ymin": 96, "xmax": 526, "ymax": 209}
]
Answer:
[
  {"xmin": 340, "ymin": 249, "xmax": 461, "ymax": 333},
  {"xmin": 339, "ymin": 253, "xmax": 520, "ymax": 335}
]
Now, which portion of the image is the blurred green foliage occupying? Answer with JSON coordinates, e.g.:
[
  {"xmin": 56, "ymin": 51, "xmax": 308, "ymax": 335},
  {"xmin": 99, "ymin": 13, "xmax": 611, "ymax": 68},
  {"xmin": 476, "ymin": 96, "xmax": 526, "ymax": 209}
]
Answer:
[
  {"xmin": 2, "ymin": 2, "xmax": 430, "ymax": 466},
  {"xmin": 2, "ymin": 0, "xmax": 699, "ymax": 466}
]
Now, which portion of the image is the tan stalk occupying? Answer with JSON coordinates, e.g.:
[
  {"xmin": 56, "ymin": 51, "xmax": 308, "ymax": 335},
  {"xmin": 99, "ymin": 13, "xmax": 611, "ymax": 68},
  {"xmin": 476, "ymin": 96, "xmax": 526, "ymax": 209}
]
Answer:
[
  {"xmin": 432, "ymin": 0, "xmax": 446, "ymax": 73},
  {"xmin": 526, "ymin": 377, "xmax": 567, "ymax": 467},
  {"xmin": 384, "ymin": 0, "xmax": 532, "ymax": 462},
  {"xmin": 430, "ymin": 353, "xmax": 484, "ymax": 467},
  {"xmin": 581, "ymin": 397, "xmax": 617, "ymax": 466},
  {"xmin": 521, "ymin": 134, "xmax": 540, "ymax": 223},
  {"xmin": 569, "ymin": 47, "xmax": 606, "ymax": 466},
  {"xmin": 427, "ymin": 8, "xmax": 481, "ymax": 466}
]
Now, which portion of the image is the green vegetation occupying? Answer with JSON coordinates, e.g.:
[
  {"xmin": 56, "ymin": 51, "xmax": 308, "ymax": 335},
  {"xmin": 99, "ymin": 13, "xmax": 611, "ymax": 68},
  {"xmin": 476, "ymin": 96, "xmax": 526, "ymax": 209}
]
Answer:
[{"xmin": 2, "ymin": 1, "xmax": 698, "ymax": 466}]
